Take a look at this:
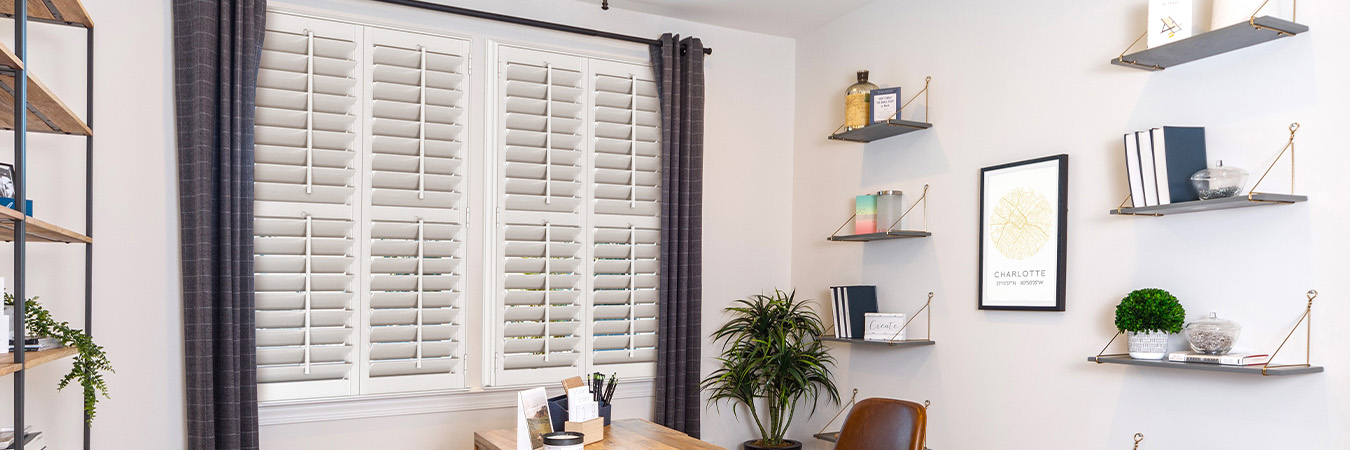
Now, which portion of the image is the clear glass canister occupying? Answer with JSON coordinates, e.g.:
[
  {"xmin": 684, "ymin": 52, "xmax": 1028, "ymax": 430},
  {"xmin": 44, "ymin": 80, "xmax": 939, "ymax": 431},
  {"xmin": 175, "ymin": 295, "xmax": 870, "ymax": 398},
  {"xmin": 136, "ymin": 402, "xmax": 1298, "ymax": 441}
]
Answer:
[
  {"xmin": 1184, "ymin": 312, "xmax": 1241, "ymax": 355},
  {"xmin": 875, "ymin": 190, "xmax": 903, "ymax": 232},
  {"xmin": 1190, "ymin": 160, "xmax": 1249, "ymax": 200}
]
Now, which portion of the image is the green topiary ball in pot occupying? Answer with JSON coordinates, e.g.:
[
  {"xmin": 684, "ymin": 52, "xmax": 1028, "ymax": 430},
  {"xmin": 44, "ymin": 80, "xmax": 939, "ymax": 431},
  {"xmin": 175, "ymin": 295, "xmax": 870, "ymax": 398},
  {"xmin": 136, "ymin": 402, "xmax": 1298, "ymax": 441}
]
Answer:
[{"xmin": 1114, "ymin": 288, "xmax": 1185, "ymax": 360}]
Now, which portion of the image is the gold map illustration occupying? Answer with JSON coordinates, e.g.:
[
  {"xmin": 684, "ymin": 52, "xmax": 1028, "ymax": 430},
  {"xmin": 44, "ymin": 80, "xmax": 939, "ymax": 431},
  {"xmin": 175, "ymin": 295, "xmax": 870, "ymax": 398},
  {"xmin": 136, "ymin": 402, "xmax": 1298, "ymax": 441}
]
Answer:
[{"xmin": 990, "ymin": 188, "xmax": 1052, "ymax": 260}]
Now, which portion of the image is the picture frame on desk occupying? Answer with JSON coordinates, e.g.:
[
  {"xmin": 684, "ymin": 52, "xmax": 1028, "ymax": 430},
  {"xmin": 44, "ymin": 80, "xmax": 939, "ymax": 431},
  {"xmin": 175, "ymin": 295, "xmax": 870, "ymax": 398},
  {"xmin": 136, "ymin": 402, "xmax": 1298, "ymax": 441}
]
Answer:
[{"xmin": 977, "ymin": 155, "xmax": 1068, "ymax": 312}]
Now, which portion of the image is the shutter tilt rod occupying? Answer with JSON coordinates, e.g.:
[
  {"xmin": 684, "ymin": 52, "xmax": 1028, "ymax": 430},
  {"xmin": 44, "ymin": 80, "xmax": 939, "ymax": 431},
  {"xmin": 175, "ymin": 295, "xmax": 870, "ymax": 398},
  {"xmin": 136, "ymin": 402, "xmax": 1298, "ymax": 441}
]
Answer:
[
  {"xmin": 543, "ymin": 64, "xmax": 553, "ymax": 205},
  {"xmin": 305, "ymin": 30, "xmax": 315, "ymax": 195},
  {"xmin": 368, "ymin": 0, "xmax": 712, "ymax": 55},
  {"xmin": 417, "ymin": 46, "xmax": 427, "ymax": 200},
  {"xmin": 303, "ymin": 213, "xmax": 314, "ymax": 374},
  {"xmin": 415, "ymin": 218, "xmax": 425, "ymax": 368},
  {"xmin": 542, "ymin": 221, "xmax": 552, "ymax": 362},
  {"xmin": 627, "ymin": 225, "xmax": 636, "ymax": 357},
  {"xmin": 628, "ymin": 73, "xmax": 637, "ymax": 209}
]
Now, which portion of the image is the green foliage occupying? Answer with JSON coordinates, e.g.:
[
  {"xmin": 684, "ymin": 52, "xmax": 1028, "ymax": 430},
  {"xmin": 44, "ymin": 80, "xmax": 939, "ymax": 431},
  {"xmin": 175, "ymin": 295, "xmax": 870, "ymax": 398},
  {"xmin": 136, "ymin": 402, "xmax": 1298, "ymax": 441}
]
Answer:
[
  {"xmin": 5, "ymin": 294, "xmax": 112, "ymax": 423},
  {"xmin": 701, "ymin": 289, "xmax": 839, "ymax": 447},
  {"xmin": 1114, "ymin": 288, "xmax": 1185, "ymax": 334}
]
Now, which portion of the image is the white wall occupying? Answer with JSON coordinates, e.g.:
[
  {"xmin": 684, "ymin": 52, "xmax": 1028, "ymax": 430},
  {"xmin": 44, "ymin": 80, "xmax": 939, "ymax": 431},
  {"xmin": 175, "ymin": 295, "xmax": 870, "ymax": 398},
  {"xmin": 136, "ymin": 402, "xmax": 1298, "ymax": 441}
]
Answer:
[{"xmin": 789, "ymin": 0, "xmax": 1349, "ymax": 449}]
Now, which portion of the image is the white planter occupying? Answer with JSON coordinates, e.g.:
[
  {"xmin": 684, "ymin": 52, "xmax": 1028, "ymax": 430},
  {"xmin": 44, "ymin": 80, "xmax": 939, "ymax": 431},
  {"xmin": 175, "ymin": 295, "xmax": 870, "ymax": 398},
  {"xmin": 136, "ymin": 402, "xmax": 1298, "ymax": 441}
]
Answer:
[{"xmin": 1128, "ymin": 331, "xmax": 1170, "ymax": 360}]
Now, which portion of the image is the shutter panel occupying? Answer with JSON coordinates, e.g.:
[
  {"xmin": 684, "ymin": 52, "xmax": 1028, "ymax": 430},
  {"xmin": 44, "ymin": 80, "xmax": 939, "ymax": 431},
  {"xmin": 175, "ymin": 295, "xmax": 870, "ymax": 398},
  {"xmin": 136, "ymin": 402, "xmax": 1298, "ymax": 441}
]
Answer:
[
  {"xmin": 254, "ymin": 14, "xmax": 361, "ymax": 400},
  {"xmin": 589, "ymin": 61, "xmax": 659, "ymax": 376},
  {"xmin": 363, "ymin": 28, "xmax": 469, "ymax": 393},
  {"xmin": 495, "ymin": 47, "xmax": 588, "ymax": 384}
]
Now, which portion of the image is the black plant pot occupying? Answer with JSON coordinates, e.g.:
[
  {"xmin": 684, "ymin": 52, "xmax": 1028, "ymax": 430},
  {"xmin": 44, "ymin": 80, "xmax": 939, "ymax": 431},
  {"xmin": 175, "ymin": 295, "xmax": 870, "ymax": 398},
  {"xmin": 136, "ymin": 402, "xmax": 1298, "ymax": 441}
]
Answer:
[{"xmin": 743, "ymin": 439, "xmax": 802, "ymax": 450}]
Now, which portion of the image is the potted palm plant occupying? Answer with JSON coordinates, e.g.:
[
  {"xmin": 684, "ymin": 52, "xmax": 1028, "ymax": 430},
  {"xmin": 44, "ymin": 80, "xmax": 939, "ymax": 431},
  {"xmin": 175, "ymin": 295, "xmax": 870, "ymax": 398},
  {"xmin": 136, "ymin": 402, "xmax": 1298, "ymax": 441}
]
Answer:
[
  {"xmin": 1115, "ymin": 288, "xmax": 1186, "ymax": 360},
  {"xmin": 703, "ymin": 289, "xmax": 839, "ymax": 450}
]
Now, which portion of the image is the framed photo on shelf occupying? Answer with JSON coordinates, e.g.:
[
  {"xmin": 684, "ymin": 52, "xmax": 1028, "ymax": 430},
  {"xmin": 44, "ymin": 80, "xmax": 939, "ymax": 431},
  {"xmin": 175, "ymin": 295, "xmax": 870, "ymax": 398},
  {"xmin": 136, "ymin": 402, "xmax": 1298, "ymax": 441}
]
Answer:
[
  {"xmin": 0, "ymin": 163, "xmax": 13, "ymax": 198},
  {"xmin": 978, "ymin": 155, "xmax": 1068, "ymax": 311}
]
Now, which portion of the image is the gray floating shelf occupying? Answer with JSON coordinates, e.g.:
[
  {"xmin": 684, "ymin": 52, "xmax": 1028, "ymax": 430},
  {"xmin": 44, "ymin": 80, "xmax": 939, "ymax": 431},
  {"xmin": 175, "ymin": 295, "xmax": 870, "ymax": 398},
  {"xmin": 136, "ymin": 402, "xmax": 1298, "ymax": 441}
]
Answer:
[
  {"xmin": 1110, "ymin": 193, "xmax": 1306, "ymax": 216},
  {"xmin": 820, "ymin": 337, "xmax": 935, "ymax": 347},
  {"xmin": 827, "ymin": 230, "xmax": 932, "ymax": 242},
  {"xmin": 828, "ymin": 119, "xmax": 932, "ymax": 143},
  {"xmin": 1111, "ymin": 16, "xmax": 1308, "ymax": 71},
  {"xmin": 1088, "ymin": 356, "xmax": 1323, "ymax": 376},
  {"xmin": 813, "ymin": 432, "xmax": 840, "ymax": 443}
]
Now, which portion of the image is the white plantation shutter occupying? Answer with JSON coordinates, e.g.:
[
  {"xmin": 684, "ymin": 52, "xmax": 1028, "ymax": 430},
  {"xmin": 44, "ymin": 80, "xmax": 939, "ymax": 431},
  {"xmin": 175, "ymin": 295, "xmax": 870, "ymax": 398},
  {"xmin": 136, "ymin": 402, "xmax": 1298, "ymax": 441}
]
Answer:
[
  {"xmin": 588, "ymin": 61, "xmax": 660, "ymax": 375},
  {"xmin": 254, "ymin": 15, "xmax": 361, "ymax": 400},
  {"xmin": 362, "ymin": 28, "xmax": 469, "ymax": 393},
  {"xmin": 492, "ymin": 47, "xmax": 661, "ymax": 384},
  {"xmin": 494, "ymin": 47, "xmax": 589, "ymax": 384}
]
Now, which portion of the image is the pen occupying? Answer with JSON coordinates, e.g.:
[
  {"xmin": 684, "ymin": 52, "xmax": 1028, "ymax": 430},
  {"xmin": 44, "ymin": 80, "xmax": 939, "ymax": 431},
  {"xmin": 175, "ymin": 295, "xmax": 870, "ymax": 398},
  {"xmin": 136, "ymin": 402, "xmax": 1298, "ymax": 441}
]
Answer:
[{"xmin": 603, "ymin": 374, "xmax": 618, "ymax": 404}]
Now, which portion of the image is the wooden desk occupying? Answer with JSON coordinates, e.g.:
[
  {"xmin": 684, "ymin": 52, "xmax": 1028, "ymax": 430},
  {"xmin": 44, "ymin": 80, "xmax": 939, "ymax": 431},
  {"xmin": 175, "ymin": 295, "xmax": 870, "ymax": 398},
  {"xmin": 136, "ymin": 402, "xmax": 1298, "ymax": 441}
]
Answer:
[{"xmin": 474, "ymin": 419, "xmax": 727, "ymax": 450}]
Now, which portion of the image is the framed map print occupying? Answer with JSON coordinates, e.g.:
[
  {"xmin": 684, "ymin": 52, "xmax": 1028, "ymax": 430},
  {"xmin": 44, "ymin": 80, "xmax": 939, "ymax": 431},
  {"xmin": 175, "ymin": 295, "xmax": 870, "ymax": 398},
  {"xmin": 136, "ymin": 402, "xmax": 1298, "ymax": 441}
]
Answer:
[{"xmin": 978, "ymin": 155, "xmax": 1068, "ymax": 311}]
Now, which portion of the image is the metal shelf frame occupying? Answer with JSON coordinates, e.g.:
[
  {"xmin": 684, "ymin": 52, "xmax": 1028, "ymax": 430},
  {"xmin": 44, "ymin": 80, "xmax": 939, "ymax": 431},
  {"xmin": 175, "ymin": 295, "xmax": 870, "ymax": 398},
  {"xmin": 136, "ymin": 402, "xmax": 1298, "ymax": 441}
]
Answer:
[{"xmin": 5, "ymin": 2, "xmax": 94, "ymax": 449}]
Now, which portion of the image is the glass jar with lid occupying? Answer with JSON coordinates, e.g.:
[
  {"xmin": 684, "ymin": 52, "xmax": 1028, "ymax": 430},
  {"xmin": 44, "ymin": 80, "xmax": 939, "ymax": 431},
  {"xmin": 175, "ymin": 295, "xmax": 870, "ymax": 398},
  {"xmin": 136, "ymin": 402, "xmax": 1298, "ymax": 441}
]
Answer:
[
  {"xmin": 1190, "ymin": 160, "xmax": 1249, "ymax": 200},
  {"xmin": 1184, "ymin": 312, "xmax": 1241, "ymax": 355}
]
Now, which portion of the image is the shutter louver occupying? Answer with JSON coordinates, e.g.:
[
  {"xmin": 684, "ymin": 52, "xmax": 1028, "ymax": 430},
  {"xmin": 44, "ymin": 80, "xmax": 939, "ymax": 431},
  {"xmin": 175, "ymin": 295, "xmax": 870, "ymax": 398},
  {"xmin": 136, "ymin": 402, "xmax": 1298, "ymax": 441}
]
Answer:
[
  {"xmin": 364, "ymin": 29, "xmax": 470, "ymax": 392},
  {"xmin": 590, "ymin": 226, "xmax": 659, "ymax": 367},
  {"xmin": 254, "ymin": 15, "xmax": 361, "ymax": 400},
  {"xmin": 500, "ymin": 221, "xmax": 585, "ymax": 372}
]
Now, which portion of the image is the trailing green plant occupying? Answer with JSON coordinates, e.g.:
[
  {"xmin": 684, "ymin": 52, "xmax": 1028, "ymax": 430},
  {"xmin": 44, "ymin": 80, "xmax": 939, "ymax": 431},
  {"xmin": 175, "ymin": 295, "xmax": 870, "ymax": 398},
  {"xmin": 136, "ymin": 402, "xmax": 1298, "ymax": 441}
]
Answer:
[
  {"xmin": 1114, "ymin": 288, "xmax": 1185, "ymax": 334},
  {"xmin": 701, "ymin": 289, "xmax": 839, "ymax": 448},
  {"xmin": 5, "ymin": 294, "xmax": 112, "ymax": 423}
]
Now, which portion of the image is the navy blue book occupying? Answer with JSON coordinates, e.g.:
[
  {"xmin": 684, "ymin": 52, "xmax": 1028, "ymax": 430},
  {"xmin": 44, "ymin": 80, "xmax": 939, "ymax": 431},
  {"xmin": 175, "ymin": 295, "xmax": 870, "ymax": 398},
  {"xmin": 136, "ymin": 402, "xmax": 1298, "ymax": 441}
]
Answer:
[
  {"xmin": 1151, "ymin": 126, "xmax": 1207, "ymax": 204},
  {"xmin": 830, "ymin": 285, "xmax": 878, "ymax": 339}
]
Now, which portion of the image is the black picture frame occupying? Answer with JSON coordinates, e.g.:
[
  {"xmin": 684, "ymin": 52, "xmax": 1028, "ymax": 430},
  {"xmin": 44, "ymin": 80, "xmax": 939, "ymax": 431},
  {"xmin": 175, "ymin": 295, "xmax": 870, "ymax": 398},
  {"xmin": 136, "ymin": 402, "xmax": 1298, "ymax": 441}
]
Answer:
[
  {"xmin": 0, "ymin": 162, "xmax": 13, "ymax": 199},
  {"xmin": 977, "ymin": 154, "xmax": 1068, "ymax": 311}
]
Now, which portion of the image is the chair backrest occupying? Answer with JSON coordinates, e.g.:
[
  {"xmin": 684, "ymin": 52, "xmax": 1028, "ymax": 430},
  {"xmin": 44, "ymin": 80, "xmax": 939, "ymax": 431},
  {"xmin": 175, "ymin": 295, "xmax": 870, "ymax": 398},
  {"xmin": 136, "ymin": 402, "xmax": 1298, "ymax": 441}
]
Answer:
[{"xmin": 833, "ymin": 398, "xmax": 926, "ymax": 450}]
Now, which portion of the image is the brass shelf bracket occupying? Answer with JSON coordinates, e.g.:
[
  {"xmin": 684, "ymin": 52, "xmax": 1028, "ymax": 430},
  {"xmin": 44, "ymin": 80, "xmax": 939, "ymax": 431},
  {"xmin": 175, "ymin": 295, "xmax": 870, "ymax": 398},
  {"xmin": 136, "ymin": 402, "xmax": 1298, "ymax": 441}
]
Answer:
[
  {"xmin": 1262, "ymin": 289, "xmax": 1317, "ymax": 376},
  {"xmin": 1250, "ymin": 0, "xmax": 1299, "ymax": 35},
  {"xmin": 887, "ymin": 76, "xmax": 932, "ymax": 124},
  {"xmin": 1114, "ymin": 31, "xmax": 1162, "ymax": 71},
  {"xmin": 817, "ymin": 388, "xmax": 859, "ymax": 435},
  {"xmin": 884, "ymin": 292, "xmax": 935, "ymax": 344},
  {"xmin": 1133, "ymin": 433, "xmax": 1144, "ymax": 450},
  {"xmin": 1248, "ymin": 122, "xmax": 1300, "ymax": 199},
  {"xmin": 1094, "ymin": 331, "xmax": 1130, "ymax": 362}
]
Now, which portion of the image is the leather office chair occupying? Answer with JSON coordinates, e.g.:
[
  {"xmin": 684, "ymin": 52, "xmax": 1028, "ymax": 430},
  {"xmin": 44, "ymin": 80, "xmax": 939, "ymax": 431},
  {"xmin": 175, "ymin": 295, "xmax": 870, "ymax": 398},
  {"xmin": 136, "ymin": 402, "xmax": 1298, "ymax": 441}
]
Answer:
[{"xmin": 832, "ymin": 398, "xmax": 927, "ymax": 450}]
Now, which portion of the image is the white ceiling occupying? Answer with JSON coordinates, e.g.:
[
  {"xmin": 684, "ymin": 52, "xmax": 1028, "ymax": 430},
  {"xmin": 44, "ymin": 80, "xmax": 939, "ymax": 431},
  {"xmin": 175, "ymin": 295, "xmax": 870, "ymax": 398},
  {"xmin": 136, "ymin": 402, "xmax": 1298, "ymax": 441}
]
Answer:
[{"xmin": 577, "ymin": 0, "xmax": 878, "ymax": 37}]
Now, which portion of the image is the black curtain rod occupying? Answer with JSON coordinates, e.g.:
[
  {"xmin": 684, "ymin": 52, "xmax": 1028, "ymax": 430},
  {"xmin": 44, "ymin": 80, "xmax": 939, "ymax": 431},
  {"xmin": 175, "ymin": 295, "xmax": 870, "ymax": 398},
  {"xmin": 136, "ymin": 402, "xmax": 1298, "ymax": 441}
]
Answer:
[{"xmin": 369, "ymin": 0, "xmax": 713, "ymax": 55}]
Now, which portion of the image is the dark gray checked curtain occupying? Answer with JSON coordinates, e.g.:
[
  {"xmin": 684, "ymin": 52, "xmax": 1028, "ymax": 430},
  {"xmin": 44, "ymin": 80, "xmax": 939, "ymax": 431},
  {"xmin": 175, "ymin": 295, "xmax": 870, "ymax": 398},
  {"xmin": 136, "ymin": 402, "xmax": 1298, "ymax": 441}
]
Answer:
[
  {"xmin": 173, "ymin": 1, "xmax": 266, "ymax": 448},
  {"xmin": 650, "ymin": 33, "xmax": 705, "ymax": 438}
]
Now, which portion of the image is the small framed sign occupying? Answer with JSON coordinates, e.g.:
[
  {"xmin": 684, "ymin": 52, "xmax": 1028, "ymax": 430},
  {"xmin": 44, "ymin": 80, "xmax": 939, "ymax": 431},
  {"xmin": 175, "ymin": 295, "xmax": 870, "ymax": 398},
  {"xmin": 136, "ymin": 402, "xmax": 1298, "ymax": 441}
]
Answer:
[
  {"xmin": 863, "ymin": 313, "xmax": 907, "ymax": 341},
  {"xmin": 870, "ymin": 87, "xmax": 900, "ymax": 124},
  {"xmin": 978, "ymin": 155, "xmax": 1069, "ymax": 311}
]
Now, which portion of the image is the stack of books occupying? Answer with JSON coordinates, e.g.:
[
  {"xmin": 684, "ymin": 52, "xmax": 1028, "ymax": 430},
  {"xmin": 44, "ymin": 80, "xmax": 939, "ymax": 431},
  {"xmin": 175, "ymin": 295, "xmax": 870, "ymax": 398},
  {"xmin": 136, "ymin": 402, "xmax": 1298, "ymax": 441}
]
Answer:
[
  {"xmin": 1121, "ymin": 126, "xmax": 1207, "ymax": 207},
  {"xmin": 830, "ymin": 285, "xmax": 878, "ymax": 339},
  {"xmin": 10, "ymin": 337, "xmax": 62, "ymax": 353},
  {"xmin": 0, "ymin": 427, "xmax": 42, "ymax": 450},
  {"xmin": 1168, "ymin": 351, "xmax": 1271, "ymax": 366}
]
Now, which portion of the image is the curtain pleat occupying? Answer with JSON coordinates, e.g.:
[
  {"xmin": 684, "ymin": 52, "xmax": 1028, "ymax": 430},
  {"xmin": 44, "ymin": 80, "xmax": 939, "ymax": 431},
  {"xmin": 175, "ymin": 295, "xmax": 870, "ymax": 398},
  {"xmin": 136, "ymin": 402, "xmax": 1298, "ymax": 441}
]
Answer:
[
  {"xmin": 173, "ymin": 1, "xmax": 266, "ymax": 448},
  {"xmin": 651, "ymin": 33, "xmax": 705, "ymax": 438}
]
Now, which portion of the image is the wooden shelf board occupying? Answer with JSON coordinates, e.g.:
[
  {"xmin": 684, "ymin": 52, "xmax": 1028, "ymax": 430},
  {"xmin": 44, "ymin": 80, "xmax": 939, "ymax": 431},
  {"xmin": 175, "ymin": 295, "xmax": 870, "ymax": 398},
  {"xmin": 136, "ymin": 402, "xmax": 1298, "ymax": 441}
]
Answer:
[
  {"xmin": 0, "ymin": 41, "xmax": 21, "ymax": 72},
  {"xmin": 820, "ymin": 337, "xmax": 935, "ymax": 347},
  {"xmin": 0, "ymin": 0, "xmax": 93, "ymax": 28},
  {"xmin": 1110, "ymin": 193, "xmax": 1306, "ymax": 216},
  {"xmin": 1111, "ymin": 16, "xmax": 1307, "ymax": 71},
  {"xmin": 0, "ymin": 65, "xmax": 92, "ymax": 136},
  {"xmin": 827, "ymin": 230, "xmax": 932, "ymax": 242},
  {"xmin": 0, "ymin": 347, "xmax": 78, "ymax": 377},
  {"xmin": 1088, "ymin": 355, "xmax": 1322, "ymax": 376},
  {"xmin": 828, "ymin": 119, "xmax": 932, "ymax": 143},
  {"xmin": 0, "ymin": 204, "xmax": 91, "ymax": 244}
]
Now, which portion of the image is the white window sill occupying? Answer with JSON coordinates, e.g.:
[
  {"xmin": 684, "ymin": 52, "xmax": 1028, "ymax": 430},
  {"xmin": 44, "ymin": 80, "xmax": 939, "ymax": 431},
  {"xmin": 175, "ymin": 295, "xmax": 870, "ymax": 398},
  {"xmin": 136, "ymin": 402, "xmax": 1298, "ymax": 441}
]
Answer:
[{"xmin": 259, "ymin": 378, "xmax": 656, "ymax": 426}]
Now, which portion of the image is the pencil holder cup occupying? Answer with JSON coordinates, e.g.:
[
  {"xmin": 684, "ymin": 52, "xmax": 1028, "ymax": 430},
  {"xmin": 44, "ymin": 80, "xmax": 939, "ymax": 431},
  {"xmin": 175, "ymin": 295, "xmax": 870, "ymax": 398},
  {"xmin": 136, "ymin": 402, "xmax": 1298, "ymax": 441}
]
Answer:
[{"xmin": 548, "ymin": 395, "xmax": 613, "ymax": 431}]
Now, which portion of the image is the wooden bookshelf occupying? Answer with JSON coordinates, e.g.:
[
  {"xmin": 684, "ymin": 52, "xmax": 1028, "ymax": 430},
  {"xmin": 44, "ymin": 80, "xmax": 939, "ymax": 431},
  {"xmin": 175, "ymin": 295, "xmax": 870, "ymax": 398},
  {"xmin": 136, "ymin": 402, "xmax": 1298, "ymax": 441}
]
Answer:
[
  {"xmin": 0, "ymin": 205, "xmax": 92, "ymax": 244},
  {"xmin": 0, "ymin": 347, "xmax": 78, "ymax": 377},
  {"xmin": 0, "ymin": 62, "xmax": 93, "ymax": 135},
  {"xmin": 0, "ymin": 0, "xmax": 93, "ymax": 28}
]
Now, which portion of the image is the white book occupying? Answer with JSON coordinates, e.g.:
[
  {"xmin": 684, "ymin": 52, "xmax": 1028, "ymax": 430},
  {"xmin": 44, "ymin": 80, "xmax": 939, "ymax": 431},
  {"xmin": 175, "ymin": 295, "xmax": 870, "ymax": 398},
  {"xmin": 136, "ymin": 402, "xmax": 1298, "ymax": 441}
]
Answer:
[
  {"xmin": 1136, "ymin": 131, "xmax": 1160, "ymax": 206},
  {"xmin": 1148, "ymin": 0, "xmax": 1195, "ymax": 48},
  {"xmin": 1168, "ymin": 351, "xmax": 1271, "ymax": 366},
  {"xmin": 1150, "ymin": 128, "xmax": 1171, "ymax": 205},
  {"xmin": 831, "ymin": 287, "xmax": 845, "ymax": 338},
  {"xmin": 1123, "ymin": 133, "xmax": 1145, "ymax": 207}
]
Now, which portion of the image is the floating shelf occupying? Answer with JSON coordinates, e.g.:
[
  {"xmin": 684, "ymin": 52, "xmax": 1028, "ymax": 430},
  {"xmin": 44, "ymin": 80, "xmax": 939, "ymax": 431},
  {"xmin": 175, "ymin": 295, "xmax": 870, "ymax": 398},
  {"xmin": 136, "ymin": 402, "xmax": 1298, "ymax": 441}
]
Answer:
[
  {"xmin": 813, "ymin": 432, "xmax": 840, "ymax": 443},
  {"xmin": 0, "ymin": 41, "xmax": 92, "ymax": 136},
  {"xmin": 1112, "ymin": 16, "xmax": 1308, "ymax": 71},
  {"xmin": 1088, "ymin": 355, "xmax": 1322, "ymax": 376},
  {"xmin": 0, "ymin": 0, "xmax": 94, "ymax": 28},
  {"xmin": 820, "ymin": 337, "xmax": 935, "ymax": 347},
  {"xmin": 0, "ymin": 204, "xmax": 92, "ymax": 244},
  {"xmin": 0, "ymin": 347, "xmax": 78, "ymax": 377},
  {"xmin": 828, "ymin": 119, "xmax": 932, "ymax": 143},
  {"xmin": 1110, "ymin": 193, "xmax": 1306, "ymax": 216},
  {"xmin": 828, "ymin": 230, "xmax": 931, "ymax": 242}
]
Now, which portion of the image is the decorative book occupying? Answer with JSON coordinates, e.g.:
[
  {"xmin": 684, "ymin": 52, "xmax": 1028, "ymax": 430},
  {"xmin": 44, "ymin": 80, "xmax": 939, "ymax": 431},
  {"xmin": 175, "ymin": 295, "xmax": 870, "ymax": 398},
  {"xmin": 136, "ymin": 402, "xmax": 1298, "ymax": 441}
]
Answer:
[{"xmin": 1168, "ymin": 351, "xmax": 1270, "ymax": 366}]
